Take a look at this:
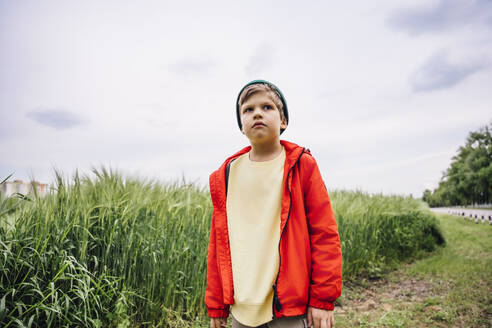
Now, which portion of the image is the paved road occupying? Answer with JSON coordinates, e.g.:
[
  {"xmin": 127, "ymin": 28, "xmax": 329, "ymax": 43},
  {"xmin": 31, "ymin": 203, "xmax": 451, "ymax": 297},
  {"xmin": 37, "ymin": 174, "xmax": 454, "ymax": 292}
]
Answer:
[{"xmin": 431, "ymin": 207, "xmax": 492, "ymax": 224}]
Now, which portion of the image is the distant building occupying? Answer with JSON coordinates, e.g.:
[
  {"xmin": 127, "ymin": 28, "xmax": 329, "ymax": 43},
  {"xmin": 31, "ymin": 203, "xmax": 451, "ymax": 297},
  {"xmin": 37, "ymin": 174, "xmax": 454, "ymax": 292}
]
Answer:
[{"xmin": 0, "ymin": 180, "xmax": 49, "ymax": 197}]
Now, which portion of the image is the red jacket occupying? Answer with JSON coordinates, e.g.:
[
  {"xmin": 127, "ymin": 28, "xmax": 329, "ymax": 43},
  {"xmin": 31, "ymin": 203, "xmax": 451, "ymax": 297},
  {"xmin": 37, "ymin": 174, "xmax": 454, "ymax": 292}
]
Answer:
[{"xmin": 205, "ymin": 140, "xmax": 342, "ymax": 318}]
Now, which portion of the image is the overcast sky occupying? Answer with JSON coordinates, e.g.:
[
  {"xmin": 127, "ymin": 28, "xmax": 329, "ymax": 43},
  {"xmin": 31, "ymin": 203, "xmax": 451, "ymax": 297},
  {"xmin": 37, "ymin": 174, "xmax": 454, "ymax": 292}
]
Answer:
[{"xmin": 1, "ymin": 0, "xmax": 491, "ymax": 197}]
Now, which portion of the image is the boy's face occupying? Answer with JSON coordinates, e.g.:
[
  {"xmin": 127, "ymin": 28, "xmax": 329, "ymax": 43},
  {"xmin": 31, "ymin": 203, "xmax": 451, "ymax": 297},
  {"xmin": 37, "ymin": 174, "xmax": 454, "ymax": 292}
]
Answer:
[{"xmin": 239, "ymin": 91, "xmax": 287, "ymax": 145}]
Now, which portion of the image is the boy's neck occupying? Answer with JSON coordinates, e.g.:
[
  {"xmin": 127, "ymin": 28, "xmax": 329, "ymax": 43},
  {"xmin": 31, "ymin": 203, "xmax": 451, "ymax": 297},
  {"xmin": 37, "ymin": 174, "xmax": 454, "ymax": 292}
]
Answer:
[{"xmin": 248, "ymin": 140, "xmax": 283, "ymax": 162}]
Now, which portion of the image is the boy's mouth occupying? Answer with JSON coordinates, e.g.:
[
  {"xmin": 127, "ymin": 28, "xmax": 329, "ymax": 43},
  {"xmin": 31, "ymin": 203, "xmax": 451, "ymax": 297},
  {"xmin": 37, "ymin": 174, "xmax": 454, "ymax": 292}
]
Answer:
[{"xmin": 253, "ymin": 122, "xmax": 266, "ymax": 128}]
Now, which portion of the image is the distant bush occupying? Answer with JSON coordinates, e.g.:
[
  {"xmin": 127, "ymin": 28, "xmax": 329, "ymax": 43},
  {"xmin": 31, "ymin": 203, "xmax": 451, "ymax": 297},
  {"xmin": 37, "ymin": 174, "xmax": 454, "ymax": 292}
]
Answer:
[{"xmin": 332, "ymin": 190, "xmax": 445, "ymax": 279}]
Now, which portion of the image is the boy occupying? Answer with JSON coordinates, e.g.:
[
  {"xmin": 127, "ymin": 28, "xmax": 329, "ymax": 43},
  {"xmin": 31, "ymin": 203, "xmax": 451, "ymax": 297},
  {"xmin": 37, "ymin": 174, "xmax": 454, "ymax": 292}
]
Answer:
[{"xmin": 205, "ymin": 80, "xmax": 342, "ymax": 328}]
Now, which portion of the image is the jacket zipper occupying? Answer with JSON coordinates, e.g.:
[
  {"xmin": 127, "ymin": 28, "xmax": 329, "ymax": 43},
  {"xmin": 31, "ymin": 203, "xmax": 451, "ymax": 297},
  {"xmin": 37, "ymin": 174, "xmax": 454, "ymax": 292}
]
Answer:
[{"xmin": 272, "ymin": 148, "xmax": 305, "ymax": 319}]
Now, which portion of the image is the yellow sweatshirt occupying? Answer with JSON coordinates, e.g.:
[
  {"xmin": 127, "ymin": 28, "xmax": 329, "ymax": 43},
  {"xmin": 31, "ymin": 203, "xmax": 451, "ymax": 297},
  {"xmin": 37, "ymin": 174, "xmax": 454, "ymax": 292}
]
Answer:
[{"xmin": 226, "ymin": 146, "xmax": 286, "ymax": 326}]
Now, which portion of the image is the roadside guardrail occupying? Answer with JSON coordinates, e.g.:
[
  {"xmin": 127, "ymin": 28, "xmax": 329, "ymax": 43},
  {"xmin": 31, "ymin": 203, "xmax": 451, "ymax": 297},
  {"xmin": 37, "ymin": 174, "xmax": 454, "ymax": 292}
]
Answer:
[{"xmin": 430, "ymin": 208, "xmax": 492, "ymax": 225}]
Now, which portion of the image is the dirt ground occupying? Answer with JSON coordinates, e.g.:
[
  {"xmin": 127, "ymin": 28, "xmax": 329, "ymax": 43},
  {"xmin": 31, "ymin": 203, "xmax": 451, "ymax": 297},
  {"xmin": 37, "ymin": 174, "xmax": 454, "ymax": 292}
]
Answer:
[{"xmin": 334, "ymin": 268, "xmax": 457, "ymax": 327}]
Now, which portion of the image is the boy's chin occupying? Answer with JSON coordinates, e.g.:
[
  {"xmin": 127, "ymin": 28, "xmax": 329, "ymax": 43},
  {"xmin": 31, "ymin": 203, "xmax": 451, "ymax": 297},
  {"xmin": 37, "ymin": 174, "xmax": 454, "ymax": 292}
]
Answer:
[{"xmin": 246, "ymin": 135, "xmax": 280, "ymax": 145}]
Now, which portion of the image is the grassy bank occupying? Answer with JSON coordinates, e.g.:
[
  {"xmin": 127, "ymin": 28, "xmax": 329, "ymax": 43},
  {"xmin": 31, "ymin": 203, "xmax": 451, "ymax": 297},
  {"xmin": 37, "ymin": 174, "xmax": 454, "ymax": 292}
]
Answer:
[
  {"xmin": 335, "ymin": 214, "xmax": 492, "ymax": 327},
  {"xmin": 332, "ymin": 190, "xmax": 444, "ymax": 280},
  {"xmin": 0, "ymin": 170, "xmax": 444, "ymax": 327}
]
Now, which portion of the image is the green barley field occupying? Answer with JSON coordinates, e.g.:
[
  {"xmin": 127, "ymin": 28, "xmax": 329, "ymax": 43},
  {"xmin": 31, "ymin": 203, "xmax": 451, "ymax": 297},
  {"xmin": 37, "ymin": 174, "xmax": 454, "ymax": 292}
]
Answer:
[{"xmin": 0, "ymin": 169, "xmax": 444, "ymax": 327}]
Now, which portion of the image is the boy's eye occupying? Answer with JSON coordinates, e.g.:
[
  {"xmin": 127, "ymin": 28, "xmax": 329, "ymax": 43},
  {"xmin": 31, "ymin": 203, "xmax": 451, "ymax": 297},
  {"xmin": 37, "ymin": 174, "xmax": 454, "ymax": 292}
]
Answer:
[
  {"xmin": 264, "ymin": 105, "xmax": 272, "ymax": 110},
  {"xmin": 244, "ymin": 107, "xmax": 253, "ymax": 113}
]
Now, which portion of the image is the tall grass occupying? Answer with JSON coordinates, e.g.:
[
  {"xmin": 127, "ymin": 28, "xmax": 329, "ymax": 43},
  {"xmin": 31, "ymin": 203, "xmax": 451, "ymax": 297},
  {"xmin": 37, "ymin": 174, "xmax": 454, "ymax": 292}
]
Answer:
[
  {"xmin": 332, "ymin": 190, "xmax": 445, "ymax": 278},
  {"xmin": 0, "ymin": 170, "xmax": 444, "ymax": 327}
]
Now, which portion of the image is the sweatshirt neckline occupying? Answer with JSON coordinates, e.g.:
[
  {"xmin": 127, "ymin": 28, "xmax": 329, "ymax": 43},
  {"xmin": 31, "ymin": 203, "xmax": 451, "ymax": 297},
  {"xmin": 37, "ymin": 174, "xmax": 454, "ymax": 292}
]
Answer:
[{"xmin": 246, "ymin": 146, "xmax": 285, "ymax": 166}]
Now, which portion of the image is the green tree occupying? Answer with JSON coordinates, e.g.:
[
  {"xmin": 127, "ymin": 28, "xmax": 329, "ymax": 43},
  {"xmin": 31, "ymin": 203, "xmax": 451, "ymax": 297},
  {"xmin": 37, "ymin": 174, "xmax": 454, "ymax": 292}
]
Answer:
[
  {"xmin": 422, "ymin": 189, "xmax": 432, "ymax": 204},
  {"xmin": 424, "ymin": 121, "xmax": 492, "ymax": 206}
]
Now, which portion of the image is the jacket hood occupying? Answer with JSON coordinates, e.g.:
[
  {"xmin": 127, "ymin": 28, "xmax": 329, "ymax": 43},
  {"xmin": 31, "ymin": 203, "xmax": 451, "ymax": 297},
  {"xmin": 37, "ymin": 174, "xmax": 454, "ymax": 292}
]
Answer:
[
  {"xmin": 208, "ymin": 140, "xmax": 307, "ymax": 242},
  {"xmin": 215, "ymin": 140, "xmax": 304, "ymax": 176}
]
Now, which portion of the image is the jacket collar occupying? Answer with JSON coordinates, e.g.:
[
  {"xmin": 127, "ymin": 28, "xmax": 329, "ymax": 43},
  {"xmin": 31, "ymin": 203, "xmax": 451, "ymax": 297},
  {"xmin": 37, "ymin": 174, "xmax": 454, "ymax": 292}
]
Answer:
[
  {"xmin": 211, "ymin": 140, "xmax": 307, "ymax": 209},
  {"xmin": 219, "ymin": 139, "xmax": 304, "ymax": 171},
  {"xmin": 209, "ymin": 140, "xmax": 305, "ymax": 209},
  {"xmin": 280, "ymin": 140, "xmax": 306, "ymax": 168}
]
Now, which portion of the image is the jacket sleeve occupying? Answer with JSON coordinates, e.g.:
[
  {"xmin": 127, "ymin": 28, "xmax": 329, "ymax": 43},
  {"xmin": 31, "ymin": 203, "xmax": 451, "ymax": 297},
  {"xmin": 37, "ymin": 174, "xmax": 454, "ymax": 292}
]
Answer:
[
  {"xmin": 204, "ymin": 174, "xmax": 230, "ymax": 318},
  {"xmin": 302, "ymin": 154, "xmax": 342, "ymax": 311}
]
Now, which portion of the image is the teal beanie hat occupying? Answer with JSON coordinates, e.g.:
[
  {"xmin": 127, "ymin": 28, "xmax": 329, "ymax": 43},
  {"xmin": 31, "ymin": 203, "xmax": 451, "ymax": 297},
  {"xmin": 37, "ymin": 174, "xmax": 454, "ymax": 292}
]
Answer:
[{"xmin": 236, "ymin": 80, "xmax": 289, "ymax": 135}]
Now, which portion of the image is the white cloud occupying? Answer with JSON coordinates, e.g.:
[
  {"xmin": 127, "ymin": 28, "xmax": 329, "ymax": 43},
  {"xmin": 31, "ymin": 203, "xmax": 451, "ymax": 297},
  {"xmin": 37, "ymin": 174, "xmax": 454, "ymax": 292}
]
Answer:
[
  {"xmin": 1, "ymin": 1, "xmax": 491, "ymax": 198},
  {"xmin": 26, "ymin": 109, "xmax": 88, "ymax": 130},
  {"xmin": 410, "ymin": 50, "xmax": 490, "ymax": 92},
  {"xmin": 245, "ymin": 42, "xmax": 276, "ymax": 78},
  {"xmin": 388, "ymin": 0, "xmax": 492, "ymax": 35}
]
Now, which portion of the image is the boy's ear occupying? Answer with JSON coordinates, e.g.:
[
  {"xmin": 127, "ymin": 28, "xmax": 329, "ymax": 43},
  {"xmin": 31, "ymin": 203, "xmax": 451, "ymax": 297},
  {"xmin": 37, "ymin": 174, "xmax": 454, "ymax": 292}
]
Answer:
[{"xmin": 280, "ymin": 117, "xmax": 287, "ymax": 130}]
